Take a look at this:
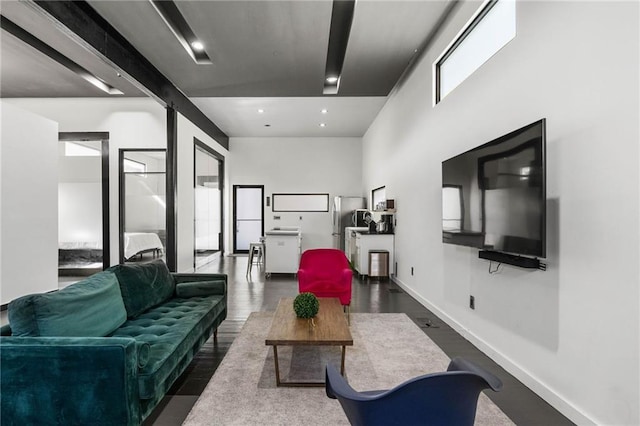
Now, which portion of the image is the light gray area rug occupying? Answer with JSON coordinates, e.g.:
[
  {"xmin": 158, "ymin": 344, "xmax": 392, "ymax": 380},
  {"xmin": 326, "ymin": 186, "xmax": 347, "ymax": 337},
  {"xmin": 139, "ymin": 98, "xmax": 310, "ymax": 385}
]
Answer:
[{"xmin": 183, "ymin": 312, "xmax": 514, "ymax": 426}]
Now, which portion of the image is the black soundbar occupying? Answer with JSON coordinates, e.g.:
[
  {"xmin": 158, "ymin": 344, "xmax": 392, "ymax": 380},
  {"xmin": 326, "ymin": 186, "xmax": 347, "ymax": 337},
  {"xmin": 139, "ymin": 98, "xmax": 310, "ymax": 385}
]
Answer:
[{"xmin": 478, "ymin": 250, "xmax": 546, "ymax": 270}]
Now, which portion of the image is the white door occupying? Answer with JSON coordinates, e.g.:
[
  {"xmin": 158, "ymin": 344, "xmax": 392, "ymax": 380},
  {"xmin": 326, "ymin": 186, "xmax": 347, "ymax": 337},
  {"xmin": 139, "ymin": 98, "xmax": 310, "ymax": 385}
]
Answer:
[{"xmin": 233, "ymin": 185, "xmax": 264, "ymax": 253}]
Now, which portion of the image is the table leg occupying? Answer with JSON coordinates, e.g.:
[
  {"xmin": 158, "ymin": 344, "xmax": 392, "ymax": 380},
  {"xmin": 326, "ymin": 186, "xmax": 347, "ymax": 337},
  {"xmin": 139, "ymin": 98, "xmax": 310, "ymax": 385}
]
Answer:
[
  {"xmin": 269, "ymin": 344, "xmax": 348, "ymax": 386},
  {"xmin": 273, "ymin": 345, "xmax": 281, "ymax": 386}
]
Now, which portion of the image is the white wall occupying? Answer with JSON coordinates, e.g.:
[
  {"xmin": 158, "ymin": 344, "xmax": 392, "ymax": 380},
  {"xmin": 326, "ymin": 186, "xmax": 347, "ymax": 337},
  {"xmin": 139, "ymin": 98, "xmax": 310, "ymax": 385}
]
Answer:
[
  {"xmin": 1, "ymin": 102, "xmax": 59, "ymax": 304},
  {"xmin": 229, "ymin": 137, "xmax": 362, "ymax": 251},
  {"xmin": 363, "ymin": 1, "xmax": 639, "ymax": 425},
  {"xmin": 176, "ymin": 113, "xmax": 229, "ymax": 272},
  {"xmin": 5, "ymin": 98, "xmax": 166, "ymax": 265},
  {"xmin": 58, "ymin": 146, "xmax": 102, "ymax": 245},
  {"xmin": 58, "ymin": 183, "xmax": 102, "ymax": 243}
]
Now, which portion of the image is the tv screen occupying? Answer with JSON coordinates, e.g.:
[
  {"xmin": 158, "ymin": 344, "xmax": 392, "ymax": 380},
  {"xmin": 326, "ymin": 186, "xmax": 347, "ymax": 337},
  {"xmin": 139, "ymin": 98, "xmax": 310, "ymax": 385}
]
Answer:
[{"xmin": 442, "ymin": 119, "xmax": 546, "ymax": 258}]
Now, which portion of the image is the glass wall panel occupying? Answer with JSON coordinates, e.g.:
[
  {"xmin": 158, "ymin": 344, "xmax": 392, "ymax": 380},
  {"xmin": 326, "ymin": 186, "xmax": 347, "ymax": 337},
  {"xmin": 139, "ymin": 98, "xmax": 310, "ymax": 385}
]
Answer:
[
  {"xmin": 121, "ymin": 150, "xmax": 166, "ymax": 263},
  {"xmin": 195, "ymin": 144, "xmax": 222, "ymax": 266}
]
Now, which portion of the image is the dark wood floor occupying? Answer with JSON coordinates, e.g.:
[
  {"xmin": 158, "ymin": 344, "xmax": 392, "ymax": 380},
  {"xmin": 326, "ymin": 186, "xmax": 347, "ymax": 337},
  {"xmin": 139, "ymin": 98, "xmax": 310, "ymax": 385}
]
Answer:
[{"xmin": 145, "ymin": 255, "xmax": 574, "ymax": 426}]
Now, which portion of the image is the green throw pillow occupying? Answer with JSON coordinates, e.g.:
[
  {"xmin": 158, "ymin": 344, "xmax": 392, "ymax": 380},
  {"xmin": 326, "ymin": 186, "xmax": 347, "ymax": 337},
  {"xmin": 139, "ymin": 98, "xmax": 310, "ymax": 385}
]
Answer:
[{"xmin": 8, "ymin": 271, "xmax": 127, "ymax": 337}]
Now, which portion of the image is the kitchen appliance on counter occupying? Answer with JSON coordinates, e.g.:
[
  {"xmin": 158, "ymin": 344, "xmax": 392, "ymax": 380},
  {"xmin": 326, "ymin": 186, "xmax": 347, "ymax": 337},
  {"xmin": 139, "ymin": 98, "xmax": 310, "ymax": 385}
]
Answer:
[
  {"xmin": 377, "ymin": 214, "xmax": 394, "ymax": 234},
  {"xmin": 352, "ymin": 209, "xmax": 370, "ymax": 227},
  {"xmin": 332, "ymin": 196, "xmax": 366, "ymax": 251}
]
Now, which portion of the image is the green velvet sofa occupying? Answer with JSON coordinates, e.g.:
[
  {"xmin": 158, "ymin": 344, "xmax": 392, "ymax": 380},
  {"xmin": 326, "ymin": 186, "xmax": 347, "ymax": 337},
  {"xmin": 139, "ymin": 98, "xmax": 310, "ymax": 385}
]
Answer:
[{"xmin": 0, "ymin": 259, "xmax": 227, "ymax": 426}]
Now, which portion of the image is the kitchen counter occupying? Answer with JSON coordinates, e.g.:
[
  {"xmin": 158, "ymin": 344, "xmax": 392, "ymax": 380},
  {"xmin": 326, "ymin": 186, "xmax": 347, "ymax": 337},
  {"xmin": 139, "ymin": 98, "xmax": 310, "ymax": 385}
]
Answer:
[
  {"xmin": 266, "ymin": 229, "xmax": 301, "ymax": 236},
  {"xmin": 266, "ymin": 226, "xmax": 301, "ymax": 235},
  {"xmin": 353, "ymin": 232, "xmax": 394, "ymax": 277},
  {"xmin": 355, "ymin": 230, "xmax": 394, "ymax": 235},
  {"xmin": 264, "ymin": 227, "xmax": 302, "ymax": 275}
]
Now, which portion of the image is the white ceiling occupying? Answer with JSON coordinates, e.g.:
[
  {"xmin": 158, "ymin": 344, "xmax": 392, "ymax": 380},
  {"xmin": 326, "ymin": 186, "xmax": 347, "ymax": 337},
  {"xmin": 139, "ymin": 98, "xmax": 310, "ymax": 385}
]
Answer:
[
  {"xmin": 192, "ymin": 96, "xmax": 388, "ymax": 138},
  {"xmin": 1, "ymin": 0, "xmax": 452, "ymax": 138}
]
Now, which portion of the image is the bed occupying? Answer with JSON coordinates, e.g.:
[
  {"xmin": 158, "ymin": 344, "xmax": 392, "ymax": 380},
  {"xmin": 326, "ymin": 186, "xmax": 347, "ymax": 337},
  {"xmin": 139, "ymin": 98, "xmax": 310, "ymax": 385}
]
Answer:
[
  {"xmin": 124, "ymin": 232, "xmax": 164, "ymax": 260},
  {"xmin": 59, "ymin": 242, "xmax": 103, "ymax": 262},
  {"xmin": 58, "ymin": 241, "xmax": 103, "ymax": 273}
]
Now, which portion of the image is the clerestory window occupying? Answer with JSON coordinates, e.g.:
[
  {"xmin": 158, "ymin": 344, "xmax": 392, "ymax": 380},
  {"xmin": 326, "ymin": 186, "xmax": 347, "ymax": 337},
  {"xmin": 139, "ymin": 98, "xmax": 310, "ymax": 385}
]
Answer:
[{"xmin": 435, "ymin": 0, "xmax": 516, "ymax": 104}]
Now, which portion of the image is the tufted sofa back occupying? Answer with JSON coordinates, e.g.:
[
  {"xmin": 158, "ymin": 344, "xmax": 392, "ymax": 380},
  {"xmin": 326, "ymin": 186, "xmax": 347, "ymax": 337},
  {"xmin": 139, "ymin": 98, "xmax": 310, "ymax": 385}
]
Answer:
[{"xmin": 108, "ymin": 260, "xmax": 175, "ymax": 318}]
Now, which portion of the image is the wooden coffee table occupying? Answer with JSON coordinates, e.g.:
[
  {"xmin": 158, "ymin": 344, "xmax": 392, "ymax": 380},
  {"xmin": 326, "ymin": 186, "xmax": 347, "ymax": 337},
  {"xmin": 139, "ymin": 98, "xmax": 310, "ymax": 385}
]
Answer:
[{"xmin": 265, "ymin": 297, "xmax": 353, "ymax": 387}]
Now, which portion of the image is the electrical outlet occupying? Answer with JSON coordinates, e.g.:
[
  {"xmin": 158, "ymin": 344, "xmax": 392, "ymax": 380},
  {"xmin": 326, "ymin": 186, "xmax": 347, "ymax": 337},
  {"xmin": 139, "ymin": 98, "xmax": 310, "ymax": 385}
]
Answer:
[
  {"xmin": 469, "ymin": 295, "xmax": 475, "ymax": 310},
  {"xmin": 411, "ymin": 267, "xmax": 414, "ymax": 276}
]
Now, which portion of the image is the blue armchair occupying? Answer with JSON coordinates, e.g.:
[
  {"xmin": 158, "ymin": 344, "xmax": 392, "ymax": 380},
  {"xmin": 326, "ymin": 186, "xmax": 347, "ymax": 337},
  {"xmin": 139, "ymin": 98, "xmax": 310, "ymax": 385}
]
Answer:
[{"xmin": 325, "ymin": 357, "xmax": 503, "ymax": 426}]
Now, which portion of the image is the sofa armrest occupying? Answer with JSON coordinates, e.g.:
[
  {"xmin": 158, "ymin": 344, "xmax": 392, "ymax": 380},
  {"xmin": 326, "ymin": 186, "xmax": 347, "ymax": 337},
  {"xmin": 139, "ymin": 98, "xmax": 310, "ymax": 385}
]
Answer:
[
  {"xmin": 0, "ymin": 336, "xmax": 142, "ymax": 426},
  {"xmin": 0, "ymin": 324, "xmax": 11, "ymax": 336},
  {"xmin": 172, "ymin": 273, "xmax": 227, "ymax": 297}
]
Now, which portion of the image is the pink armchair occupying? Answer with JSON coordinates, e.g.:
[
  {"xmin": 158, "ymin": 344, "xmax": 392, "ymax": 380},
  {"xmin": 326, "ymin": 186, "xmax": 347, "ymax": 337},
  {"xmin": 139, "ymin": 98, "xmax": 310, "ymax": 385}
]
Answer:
[{"xmin": 297, "ymin": 248, "xmax": 353, "ymax": 322}]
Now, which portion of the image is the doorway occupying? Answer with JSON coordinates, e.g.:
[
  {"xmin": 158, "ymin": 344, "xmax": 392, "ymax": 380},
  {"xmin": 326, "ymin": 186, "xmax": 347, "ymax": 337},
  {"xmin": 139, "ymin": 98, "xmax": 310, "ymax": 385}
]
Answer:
[
  {"xmin": 194, "ymin": 139, "xmax": 224, "ymax": 268},
  {"xmin": 233, "ymin": 185, "xmax": 264, "ymax": 254},
  {"xmin": 57, "ymin": 132, "xmax": 109, "ymax": 276}
]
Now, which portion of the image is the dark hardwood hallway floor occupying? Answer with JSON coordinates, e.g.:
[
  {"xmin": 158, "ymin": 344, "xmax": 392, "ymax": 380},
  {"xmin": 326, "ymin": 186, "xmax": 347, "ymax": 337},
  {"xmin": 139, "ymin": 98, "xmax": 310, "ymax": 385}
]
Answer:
[{"xmin": 146, "ymin": 255, "xmax": 573, "ymax": 426}]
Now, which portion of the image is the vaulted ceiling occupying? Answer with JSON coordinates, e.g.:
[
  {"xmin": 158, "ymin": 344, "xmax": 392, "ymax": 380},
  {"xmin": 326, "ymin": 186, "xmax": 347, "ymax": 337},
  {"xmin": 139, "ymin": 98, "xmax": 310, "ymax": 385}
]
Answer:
[{"xmin": 0, "ymin": 1, "xmax": 454, "ymax": 137}]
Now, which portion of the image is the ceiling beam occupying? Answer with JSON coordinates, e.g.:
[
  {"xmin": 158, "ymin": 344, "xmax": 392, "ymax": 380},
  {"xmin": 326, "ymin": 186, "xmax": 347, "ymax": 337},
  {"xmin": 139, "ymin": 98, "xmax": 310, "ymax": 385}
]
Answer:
[
  {"xmin": 1, "ymin": 16, "xmax": 123, "ymax": 95},
  {"xmin": 27, "ymin": 0, "xmax": 229, "ymax": 148}
]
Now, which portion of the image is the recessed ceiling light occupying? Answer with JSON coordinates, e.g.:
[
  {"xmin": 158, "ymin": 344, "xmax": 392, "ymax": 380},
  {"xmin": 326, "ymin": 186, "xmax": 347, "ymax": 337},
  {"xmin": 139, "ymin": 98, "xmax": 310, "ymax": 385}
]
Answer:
[
  {"xmin": 326, "ymin": 76, "xmax": 339, "ymax": 84},
  {"xmin": 191, "ymin": 41, "xmax": 204, "ymax": 51},
  {"xmin": 150, "ymin": 0, "xmax": 211, "ymax": 64},
  {"xmin": 321, "ymin": 109, "xmax": 328, "ymax": 114},
  {"xmin": 319, "ymin": 123, "xmax": 327, "ymax": 127},
  {"xmin": 257, "ymin": 109, "xmax": 265, "ymax": 113}
]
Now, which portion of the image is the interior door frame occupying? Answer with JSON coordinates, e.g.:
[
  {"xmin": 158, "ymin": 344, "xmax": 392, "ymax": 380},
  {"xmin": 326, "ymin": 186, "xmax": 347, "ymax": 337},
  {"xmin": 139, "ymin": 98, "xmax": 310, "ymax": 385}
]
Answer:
[
  {"xmin": 232, "ymin": 185, "xmax": 264, "ymax": 254},
  {"xmin": 193, "ymin": 138, "xmax": 225, "ymax": 266},
  {"xmin": 58, "ymin": 132, "xmax": 110, "ymax": 269}
]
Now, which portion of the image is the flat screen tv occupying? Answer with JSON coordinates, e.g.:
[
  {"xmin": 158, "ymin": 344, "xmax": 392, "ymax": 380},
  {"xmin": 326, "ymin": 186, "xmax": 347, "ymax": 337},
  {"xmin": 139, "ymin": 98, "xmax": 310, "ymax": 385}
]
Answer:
[{"xmin": 442, "ymin": 119, "xmax": 546, "ymax": 258}]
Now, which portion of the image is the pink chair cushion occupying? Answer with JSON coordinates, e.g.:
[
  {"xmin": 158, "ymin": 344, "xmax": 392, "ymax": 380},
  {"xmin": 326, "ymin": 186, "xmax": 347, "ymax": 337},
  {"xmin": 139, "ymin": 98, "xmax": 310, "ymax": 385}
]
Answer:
[{"xmin": 298, "ymin": 249, "xmax": 352, "ymax": 306}]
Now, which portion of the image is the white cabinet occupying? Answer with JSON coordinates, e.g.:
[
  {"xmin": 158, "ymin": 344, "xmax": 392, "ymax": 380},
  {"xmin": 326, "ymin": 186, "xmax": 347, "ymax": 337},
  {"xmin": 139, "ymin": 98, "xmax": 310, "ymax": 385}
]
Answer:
[
  {"xmin": 344, "ymin": 227, "xmax": 368, "ymax": 265},
  {"xmin": 264, "ymin": 227, "xmax": 302, "ymax": 275},
  {"xmin": 354, "ymin": 232, "xmax": 394, "ymax": 276}
]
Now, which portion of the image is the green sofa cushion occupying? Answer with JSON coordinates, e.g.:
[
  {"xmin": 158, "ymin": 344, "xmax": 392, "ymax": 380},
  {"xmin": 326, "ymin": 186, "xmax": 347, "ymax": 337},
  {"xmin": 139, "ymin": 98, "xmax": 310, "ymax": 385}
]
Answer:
[
  {"xmin": 109, "ymin": 260, "xmax": 175, "ymax": 318},
  {"xmin": 175, "ymin": 280, "xmax": 226, "ymax": 298},
  {"xmin": 112, "ymin": 295, "xmax": 226, "ymax": 400},
  {"xmin": 8, "ymin": 271, "xmax": 127, "ymax": 337}
]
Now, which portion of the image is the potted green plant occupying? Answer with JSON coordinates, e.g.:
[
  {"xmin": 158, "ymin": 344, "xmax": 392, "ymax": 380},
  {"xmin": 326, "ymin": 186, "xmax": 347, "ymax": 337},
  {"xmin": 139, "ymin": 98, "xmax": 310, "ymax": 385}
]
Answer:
[{"xmin": 293, "ymin": 293, "xmax": 319, "ymax": 325}]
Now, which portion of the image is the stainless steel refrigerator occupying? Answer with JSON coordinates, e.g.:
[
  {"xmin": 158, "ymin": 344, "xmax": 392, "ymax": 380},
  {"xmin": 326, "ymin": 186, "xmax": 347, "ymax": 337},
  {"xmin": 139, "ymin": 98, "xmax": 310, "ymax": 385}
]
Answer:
[{"xmin": 331, "ymin": 196, "xmax": 366, "ymax": 251}]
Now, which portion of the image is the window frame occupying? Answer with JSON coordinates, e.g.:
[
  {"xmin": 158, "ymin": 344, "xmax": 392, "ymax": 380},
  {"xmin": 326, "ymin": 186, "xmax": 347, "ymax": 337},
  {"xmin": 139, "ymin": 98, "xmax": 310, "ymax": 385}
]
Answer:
[
  {"xmin": 271, "ymin": 193, "xmax": 329, "ymax": 212},
  {"xmin": 371, "ymin": 186, "xmax": 386, "ymax": 211}
]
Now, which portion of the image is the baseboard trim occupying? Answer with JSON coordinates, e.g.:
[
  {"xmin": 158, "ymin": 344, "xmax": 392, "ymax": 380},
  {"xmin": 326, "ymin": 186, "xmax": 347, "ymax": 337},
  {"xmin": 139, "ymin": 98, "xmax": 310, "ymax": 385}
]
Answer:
[{"xmin": 391, "ymin": 276, "xmax": 596, "ymax": 426}]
